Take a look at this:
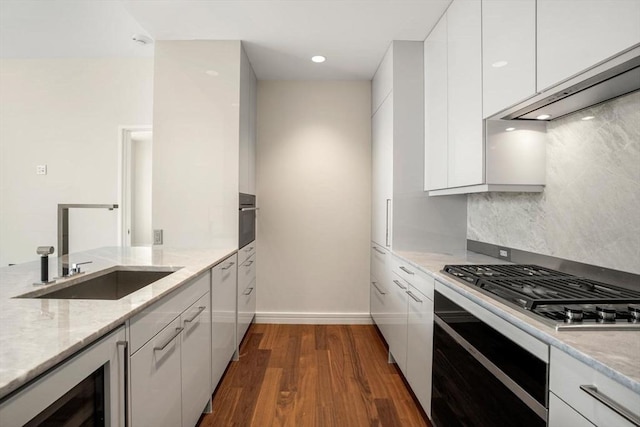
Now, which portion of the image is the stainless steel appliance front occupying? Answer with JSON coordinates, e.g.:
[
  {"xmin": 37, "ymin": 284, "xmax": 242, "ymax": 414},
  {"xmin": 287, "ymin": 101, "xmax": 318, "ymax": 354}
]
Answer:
[{"xmin": 239, "ymin": 193, "xmax": 256, "ymax": 249}]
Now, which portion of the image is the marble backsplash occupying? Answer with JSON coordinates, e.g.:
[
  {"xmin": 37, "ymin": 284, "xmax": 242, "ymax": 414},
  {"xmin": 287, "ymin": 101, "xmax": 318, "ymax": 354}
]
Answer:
[{"xmin": 468, "ymin": 91, "xmax": 640, "ymax": 274}]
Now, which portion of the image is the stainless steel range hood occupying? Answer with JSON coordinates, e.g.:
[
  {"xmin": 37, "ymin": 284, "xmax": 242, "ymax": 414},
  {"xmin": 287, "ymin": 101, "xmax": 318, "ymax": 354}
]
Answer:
[{"xmin": 498, "ymin": 45, "xmax": 640, "ymax": 121}]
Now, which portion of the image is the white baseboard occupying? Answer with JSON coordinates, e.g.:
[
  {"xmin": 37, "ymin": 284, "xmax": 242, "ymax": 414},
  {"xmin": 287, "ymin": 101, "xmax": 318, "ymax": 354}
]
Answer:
[{"xmin": 255, "ymin": 311, "xmax": 374, "ymax": 325}]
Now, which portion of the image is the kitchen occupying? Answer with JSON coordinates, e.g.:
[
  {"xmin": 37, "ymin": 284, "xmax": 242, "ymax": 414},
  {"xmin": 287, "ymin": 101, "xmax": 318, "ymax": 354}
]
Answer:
[{"xmin": 0, "ymin": 0, "xmax": 639, "ymax": 426}]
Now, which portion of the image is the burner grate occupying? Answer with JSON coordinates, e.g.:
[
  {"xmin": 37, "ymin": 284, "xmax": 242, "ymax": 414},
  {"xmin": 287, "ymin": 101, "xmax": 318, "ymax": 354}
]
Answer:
[{"xmin": 443, "ymin": 264, "xmax": 571, "ymax": 286}]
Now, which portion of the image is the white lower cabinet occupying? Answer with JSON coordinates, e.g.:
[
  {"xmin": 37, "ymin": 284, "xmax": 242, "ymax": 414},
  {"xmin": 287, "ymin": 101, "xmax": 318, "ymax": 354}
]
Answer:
[
  {"xmin": 237, "ymin": 244, "xmax": 256, "ymax": 349},
  {"xmin": 388, "ymin": 273, "xmax": 409, "ymax": 373},
  {"xmin": 181, "ymin": 293, "xmax": 213, "ymax": 427},
  {"xmin": 405, "ymin": 283, "xmax": 434, "ymax": 417},
  {"xmin": 130, "ymin": 317, "xmax": 183, "ymax": 427},
  {"xmin": 369, "ymin": 254, "xmax": 435, "ymax": 417},
  {"xmin": 211, "ymin": 254, "xmax": 238, "ymax": 388},
  {"xmin": 549, "ymin": 347, "xmax": 640, "ymax": 427},
  {"xmin": 549, "ymin": 392, "xmax": 594, "ymax": 427},
  {"xmin": 129, "ymin": 271, "xmax": 212, "ymax": 427}
]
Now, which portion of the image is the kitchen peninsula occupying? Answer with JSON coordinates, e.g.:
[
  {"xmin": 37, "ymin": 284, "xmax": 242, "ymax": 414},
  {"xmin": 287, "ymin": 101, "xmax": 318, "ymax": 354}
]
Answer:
[{"xmin": 0, "ymin": 246, "xmax": 235, "ymax": 399}]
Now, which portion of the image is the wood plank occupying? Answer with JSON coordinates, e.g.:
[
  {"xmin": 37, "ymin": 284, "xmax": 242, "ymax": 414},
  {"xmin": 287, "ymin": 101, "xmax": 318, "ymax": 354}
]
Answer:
[{"xmin": 199, "ymin": 324, "xmax": 432, "ymax": 427}]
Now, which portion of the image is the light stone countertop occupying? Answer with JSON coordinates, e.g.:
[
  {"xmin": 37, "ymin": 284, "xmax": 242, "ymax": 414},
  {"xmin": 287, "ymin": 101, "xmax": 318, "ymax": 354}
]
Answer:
[
  {"xmin": 395, "ymin": 250, "xmax": 640, "ymax": 395},
  {"xmin": 0, "ymin": 246, "xmax": 236, "ymax": 399}
]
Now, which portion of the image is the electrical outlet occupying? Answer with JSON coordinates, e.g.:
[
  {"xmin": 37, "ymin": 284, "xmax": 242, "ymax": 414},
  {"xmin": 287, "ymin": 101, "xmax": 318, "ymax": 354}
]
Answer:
[
  {"xmin": 499, "ymin": 248, "xmax": 510, "ymax": 259},
  {"xmin": 36, "ymin": 165, "xmax": 47, "ymax": 175},
  {"xmin": 153, "ymin": 229, "xmax": 163, "ymax": 245}
]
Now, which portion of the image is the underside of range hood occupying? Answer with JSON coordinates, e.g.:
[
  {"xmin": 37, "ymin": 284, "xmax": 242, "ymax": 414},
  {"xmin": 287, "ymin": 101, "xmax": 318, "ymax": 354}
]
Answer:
[{"xmin": 499, "ymin": 45, "xmax": 640, "ymax": 121}]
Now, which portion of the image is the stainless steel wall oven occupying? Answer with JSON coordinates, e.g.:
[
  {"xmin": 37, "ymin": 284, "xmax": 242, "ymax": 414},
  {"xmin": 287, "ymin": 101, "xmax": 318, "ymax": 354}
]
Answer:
[
  {"xmin": 239, "ymin": 193, "xmax": 256, "ymax": 249},
  {"xmin": 431, "ymin": 288, "xmax": 548, "ymax": 427}
]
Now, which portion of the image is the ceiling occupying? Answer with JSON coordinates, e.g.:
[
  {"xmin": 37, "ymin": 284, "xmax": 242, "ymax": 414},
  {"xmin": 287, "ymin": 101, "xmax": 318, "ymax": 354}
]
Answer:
[{"xmin": 0, "ymin": 0, "xmax": 452, "ymax": 80}]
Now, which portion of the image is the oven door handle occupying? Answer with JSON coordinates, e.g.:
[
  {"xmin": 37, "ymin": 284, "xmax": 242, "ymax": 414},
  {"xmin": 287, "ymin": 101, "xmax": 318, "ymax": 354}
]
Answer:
[{"xmin": 434, "ymin": 316, "xmax": 548, "ymax": 421}]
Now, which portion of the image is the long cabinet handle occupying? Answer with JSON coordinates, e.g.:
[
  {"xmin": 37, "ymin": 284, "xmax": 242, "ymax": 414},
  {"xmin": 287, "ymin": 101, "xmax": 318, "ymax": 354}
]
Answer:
[
  {"xmin": 243, "ymin": 287, "xmax": 255, "ymax": 296},
  {"xmin": 399, "ymin": 266, "xmax": 414, "ymax": 275},
  {"xmin": 580, "ymin": 385, "xmax": 640, "ymax": 426},
  {"xmin": 221, "ymin": 261, "xmax": 235, "ymax": 270},
  {"xmin": 385, "ymin": 199, "xmax": 391, "ymax": 247},
  {"xmin": 184, "ymin": 306, "xmax": 206, "ymax": 323},
  {"xmin": 393, "ymin": 279, "xmax": 407, "ymax": 290},
  {"xmin": 154, "ymin": 327, "xmax": 183, "ymax": 352},
  {"xmin": 243, "ymin": 260, "xmax": 254, "ymax": 267},
  {"xmin": 244, "ymin": 246, "xmax": 254, "ymax": 252},
  {"xmin": 240, "ymin": 207, "xmax": 259, "ymax": 212},
  {"xmin": 372, "ymin": 246, "xmax": 386, "ymax": 255},
  {"xmin": 372, "ymin": 281, "xmax": 386, "ymax": 295},
  {"xmin": 406, "ymin": 290, "xmax": 423, "ymax": 303},
  {"xmin": 116, "ymin": 341, "xmax": 128, "ymax": 427}
]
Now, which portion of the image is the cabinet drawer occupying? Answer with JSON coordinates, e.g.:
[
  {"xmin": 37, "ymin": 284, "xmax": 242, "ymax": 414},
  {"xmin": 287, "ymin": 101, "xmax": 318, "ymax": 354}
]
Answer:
[
  {"xmin": 371, "ymin": 243, "xmax": 391, "ymax": 282},
  {"xmin": 129, "ymin": 270, "xmax": 210, "ymax": 354},
  {"xmin": 130, "ymin": 317, "xmax": 183, "ymax": 427},
  {"xmin": 238, "ymin": 242, "xmax": 256, "ymax": 265},
  {"xmin": 181, "ymin": 293, "xmax": 212, "ymax": 427},
  {"xmin": 549, "ymin": 392, "xmax": 594, "ymax": 427},
  {"xmin": 238, "ymin": 253, "xmax": 256, "ymax": 292},
  {"xmin": 550, "ymin": 347, "xmax": 640, "ymax": 427},
  {"xmin": 391, "ymin": 256, "xmax": 434, "ymax": 300}
]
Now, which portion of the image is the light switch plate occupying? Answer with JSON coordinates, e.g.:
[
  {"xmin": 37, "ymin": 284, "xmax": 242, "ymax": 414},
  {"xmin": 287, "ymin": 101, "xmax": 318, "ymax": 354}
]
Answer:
[
  {"xmin": 153, "ymin": 229, "xmax": 163, "ymax": 245},
  {"xmin": 36, "ymin": 165, "xmax": 47, "ymax": 175}
]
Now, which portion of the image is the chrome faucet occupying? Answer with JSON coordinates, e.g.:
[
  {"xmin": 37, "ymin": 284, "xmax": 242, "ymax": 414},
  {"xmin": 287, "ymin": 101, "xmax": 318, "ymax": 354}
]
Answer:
[{"xmin": 57, "ymin": 204, "xmax": 118, "ymax": 277}]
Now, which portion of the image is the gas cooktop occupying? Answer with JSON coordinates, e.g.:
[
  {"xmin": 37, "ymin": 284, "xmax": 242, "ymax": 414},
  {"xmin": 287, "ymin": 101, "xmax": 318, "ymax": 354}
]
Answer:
[{"xmin": 443, "ymin": 264, "xmax": 640, "ymax": 331}]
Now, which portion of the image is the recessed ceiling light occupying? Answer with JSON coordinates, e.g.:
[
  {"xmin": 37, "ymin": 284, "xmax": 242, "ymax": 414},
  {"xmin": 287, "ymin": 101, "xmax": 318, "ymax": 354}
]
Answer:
[
  {"xmin": 205, "ymin": 70, "xmax": 219, "ymax": 77},
  {"xmin": 132, "ymin": 34, "xmax": 153, "ymax": 45},
  {"xmin": 581, "ymin": 116, "xmax": 595, "ymax": 121},
  {"xmin": 311, "ymin": 55, "xmax": 326, "ymax": 63},
  {"xmin": 505, "ymin": 127, "xmax": 516, "ymax": 132},
  {"xmin": 492, "ymin": 60, "xmax": 508, "ymax": 68},
  {"xmin": 536, "ymin": 114, "xmax": 552, "ymax": 120}
]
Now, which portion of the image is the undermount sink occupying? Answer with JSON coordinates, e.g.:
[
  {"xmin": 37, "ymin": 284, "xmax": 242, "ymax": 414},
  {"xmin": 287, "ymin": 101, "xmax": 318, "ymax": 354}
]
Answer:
[{"xmin": 17, "ymin": 267, "xmax": 181, "ymax": 300}]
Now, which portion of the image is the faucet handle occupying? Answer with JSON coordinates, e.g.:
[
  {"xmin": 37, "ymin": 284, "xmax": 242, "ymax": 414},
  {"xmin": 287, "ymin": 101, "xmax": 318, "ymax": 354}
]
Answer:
[{"xmin": 69, "ymin": 261, "xmax": 92, "ymax": 276}]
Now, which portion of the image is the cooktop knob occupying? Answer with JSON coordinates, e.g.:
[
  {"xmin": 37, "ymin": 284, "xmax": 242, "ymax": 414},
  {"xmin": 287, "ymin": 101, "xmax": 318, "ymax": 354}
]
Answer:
[
  {"xmin": 629, "ymin": 304, "xmax": 640, "ymax": 321},
  {"xmin": 596, "ymin": 305, "xmax": 616, "ymax": 322},
  {"xmin": 564, "ymin": 306, "xmax": 583, "ymax": 322}
]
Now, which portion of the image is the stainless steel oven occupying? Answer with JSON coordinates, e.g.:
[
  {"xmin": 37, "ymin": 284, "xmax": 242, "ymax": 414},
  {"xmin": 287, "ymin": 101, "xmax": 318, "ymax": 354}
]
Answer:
[
  {"xmin": 239, "ymin": 193, "xmax": 256, "ymax": 249},
  {"xmin": 431, "ymin": 288, "xmax": 548, "ymax": 427}
]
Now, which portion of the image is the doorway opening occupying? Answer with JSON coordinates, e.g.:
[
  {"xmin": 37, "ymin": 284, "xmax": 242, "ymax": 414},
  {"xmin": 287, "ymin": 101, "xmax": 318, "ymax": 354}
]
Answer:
[{"xmin": 120, "ymin": 127, "xmax": 152, "ymax": 247}]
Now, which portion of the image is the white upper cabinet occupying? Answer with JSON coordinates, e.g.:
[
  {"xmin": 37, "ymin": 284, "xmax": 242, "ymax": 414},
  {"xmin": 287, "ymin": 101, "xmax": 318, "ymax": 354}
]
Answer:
[
  {"xmin": 239, "ymin": 46, "xmax": 257, "ymax": 195},
  {"xmin": 482, "ymin": 0, "xmax": 536, "ymax": 118},
  {"xmin": 424, "ymin": 0, "xmax": 547, "ymax": 196},
  {"xmin": 537, "ymin": 0, "xmax": 640, "ymax": 91},
  {"xmin": 446, "ymin": 0, "xmax": 483, "ymax": 188},
  {"xmin": 424, "ymin": 16, "xmax": 448, "ymax": 191}
]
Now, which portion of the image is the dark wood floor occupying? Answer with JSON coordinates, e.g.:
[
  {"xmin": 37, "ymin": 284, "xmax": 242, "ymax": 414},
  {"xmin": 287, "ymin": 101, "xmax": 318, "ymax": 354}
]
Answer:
[{"xmin": 198, "ymin": 323, "xmax": 431, "ymax": 427}]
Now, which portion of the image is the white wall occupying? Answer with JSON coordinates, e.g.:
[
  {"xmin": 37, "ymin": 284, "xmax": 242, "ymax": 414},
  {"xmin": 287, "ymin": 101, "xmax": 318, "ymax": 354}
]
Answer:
[
  {"xmin": 131, "ymin": 132, "xmax": 153, "ymax": 245},
  {"xmin": 0, "ymin": 58, "xmax": 154, "ymax": 266},
  {"xmin": 152, "ymin": 41, "xmax": 241, "ymax": 249},
  {"xmin": 256, "ymin": 81, "xmax": 372, "ymax": 323}
]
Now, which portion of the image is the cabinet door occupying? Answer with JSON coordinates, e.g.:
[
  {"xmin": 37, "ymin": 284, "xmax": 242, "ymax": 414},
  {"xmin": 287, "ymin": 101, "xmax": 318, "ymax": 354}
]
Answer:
[
  {"xmin": 537, "ymin": 0, "xmax": 640, "ymax": 91},
  {"xmin": 482, "ymin": 0, "xmax": 536, "ymax": 118},
  {"xmin": 212, "ymin": 255, "xmax": 237, "ymax": 389},
  {"xmin": 549, "ymin": 393, "xmax": 595, "ymax": 427},
  {"xmin": 406, "ymin": 285, "xmax": 434, "ymax": 417},
  {"xmin": 372, "ymin": 46, "xmax": 393, "ymax": 115},
  {"xmin": 388, "ymin": 274, "xmax": 409, "ymax": 374},
  {"xmin": 447, "ymin": 0, "xmax": 483, "ymax": 188},
  {"xmin": 370, "ymin": 277, "xmax": 389, "ymax": 339},
  {"xmin": 130, "ymin": 317, "xmax": 182, "ymax": 427},
  {"xmin": 237, "ymin": 278, "xmax": 256, "ymax": 347},
  {"xmin": 424, "ymin": 15, "xmax": 449, "ymax": 191},
  {"xmin": 371, "ymin": 94, "xmax": 393, "ymax": 247},
  {"xmin": 181, "ymin": 293, "xmax": 212, "ymax": 427}
]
